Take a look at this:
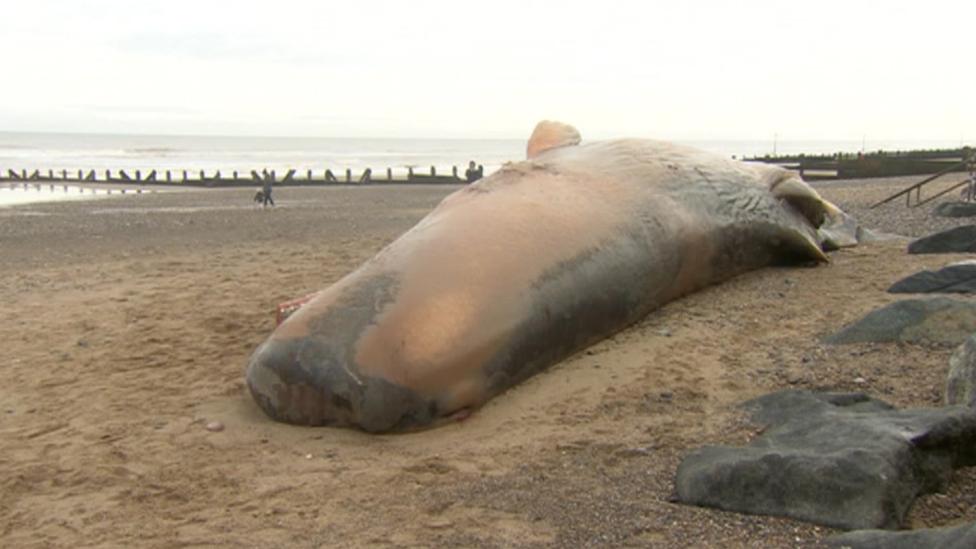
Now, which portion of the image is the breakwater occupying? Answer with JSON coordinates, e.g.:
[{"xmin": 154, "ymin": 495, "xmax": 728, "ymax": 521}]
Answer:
[
  {"xmin": 0, "ymin": 165, "xmax": 472, "ymax": 187},
  {"xmin": 747, "ymin": 146, "xmax": 974, "ymax": 180}
]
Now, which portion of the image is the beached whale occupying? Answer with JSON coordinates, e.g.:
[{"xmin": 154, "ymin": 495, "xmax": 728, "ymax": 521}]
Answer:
[{"xmin": 246, "ymin": 121, "xmax": 859, "ymax": 432}]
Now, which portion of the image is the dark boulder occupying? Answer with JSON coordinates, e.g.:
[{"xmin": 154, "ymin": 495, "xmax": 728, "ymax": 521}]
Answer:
[
  {"xmin": 908, "ymin": 225, "xmax": 976, "ymax": 254},
  {"xmin": 888, "ymin": 261, "xmax": 976, "ymax": 294},
  {"xmin": 674, "ymin": 390, "xmax": 976, "ymax": 530},
  {"xmin": 947, "ymin": 334, "xmax": 976, "ymax": 408},
  {"xmin": 825, "ymin": 297, "xmax": 976, "ymax": 346},
  {"xmin": 933, "ymin": 201, "xmax": 976, "ymax": 218}
]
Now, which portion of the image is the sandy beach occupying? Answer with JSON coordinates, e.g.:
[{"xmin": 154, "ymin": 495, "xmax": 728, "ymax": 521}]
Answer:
[{"xmin": 2, "ymin": 175, "xmax": 976, "ymax": 547}]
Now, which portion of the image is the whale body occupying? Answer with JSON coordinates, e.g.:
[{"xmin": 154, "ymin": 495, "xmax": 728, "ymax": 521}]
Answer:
[{"xmin": 246, "ymin": 121, "xmax": 856, "ymax": 432}]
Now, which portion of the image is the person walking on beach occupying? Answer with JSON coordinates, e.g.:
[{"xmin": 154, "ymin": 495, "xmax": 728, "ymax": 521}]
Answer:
[
  {"xmin": 261, "ymin": 179, "xmax": 275, "ymax": 207},
  {"xmin": 465, "ymin": 161, "xmax": 482, "ymax": 183}
]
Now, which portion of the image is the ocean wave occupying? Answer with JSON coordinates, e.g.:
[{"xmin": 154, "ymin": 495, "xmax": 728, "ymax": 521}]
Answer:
[
  {"xmin": 125, "ymin": 147, "xmax": 182, "ymax": 154},
  {"xmin": 0, "ymin": 134, "xmax": 522, "ymax": 172}
]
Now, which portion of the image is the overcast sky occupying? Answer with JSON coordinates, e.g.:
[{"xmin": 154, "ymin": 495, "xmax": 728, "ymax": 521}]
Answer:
[{"xmin": 2, "ymin": 0, "xmax": 973, "ymax": 141}]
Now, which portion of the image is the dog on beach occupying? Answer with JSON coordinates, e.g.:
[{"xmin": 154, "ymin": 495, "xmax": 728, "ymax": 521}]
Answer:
[{"xmin": 253, "ymin": 190, "xmax": 266, "ymax": 204}]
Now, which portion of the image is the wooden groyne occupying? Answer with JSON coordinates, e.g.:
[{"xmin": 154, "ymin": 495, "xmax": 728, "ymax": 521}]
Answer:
[
  {"xmin": 747, "ymin": 146, "xmax": 974, "ymax": 181},
  {"xmin": 0, "ymin": 165, "xmax": 476, "ymax": 187}
]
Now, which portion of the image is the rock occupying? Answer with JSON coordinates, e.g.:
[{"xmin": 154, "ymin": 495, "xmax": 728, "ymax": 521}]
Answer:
[
  {"xmin": 205, "ymin": 420, "xmax": 225, "ymax": 432},
  {"xmin": 933, "ymin": 201, "xmax": 976, "ymax": 218},
  {"xmin": 674, "ymin": 390, "xmax": 976, "ymax": 530},
  {"xmin": 889, "ymin": 261, "xmax": 976, "ymax": 294},
  {"xmin": 825, "ymin": 297, "xmax": 976, "ymax": 346},
  {"xmin": 947, "ymin": 334, "xmax": 976, "ymax": 408},
  {"xmin": 828, "ymin": 521, "xmax": 976, "ymax": 548},
  {"xmin": 908, "ymin": 225, "xmax": 976, "ymax": 254}
]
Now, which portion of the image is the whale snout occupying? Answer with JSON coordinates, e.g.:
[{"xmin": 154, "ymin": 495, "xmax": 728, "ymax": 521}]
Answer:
[
  {"xmin": 245, "ymin": 336, "xmax": 434, "ymax": 432},
  {"xmin": 245, "ymin": 338, "xmax": 351, "ymax": 426}
]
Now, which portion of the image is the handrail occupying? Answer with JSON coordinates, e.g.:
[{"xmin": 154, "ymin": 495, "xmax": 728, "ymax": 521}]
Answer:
[
  {"xmin": 913, "ymin": 178, "xmax": 972, "ymax": 207},
  {"xmin": 869, "ymin": 159, "xmax": 969, "ymax": 208}
]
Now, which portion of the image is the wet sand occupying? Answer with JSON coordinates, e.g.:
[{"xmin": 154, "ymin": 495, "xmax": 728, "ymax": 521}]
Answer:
[{"xmin": 2, "ymin": 177, "xmax": 975, "ymax": 547}]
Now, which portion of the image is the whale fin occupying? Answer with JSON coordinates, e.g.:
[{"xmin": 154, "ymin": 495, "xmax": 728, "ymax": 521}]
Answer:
[
  {"xmin": 765, "ymin": 171, "xmax": 864, "ymax": 252},
  {"xmin": 527, "ymin": 121, "xmax": 582, "ymax": 159},
  {"xmin": 767, "ymin": 172, "xmax": 830, "ymax": 228}
]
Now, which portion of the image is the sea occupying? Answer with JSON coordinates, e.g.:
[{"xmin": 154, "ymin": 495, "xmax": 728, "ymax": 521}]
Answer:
[{"xmin": 0, "ymin": 131, "xmax": 967, "ymax": 207}]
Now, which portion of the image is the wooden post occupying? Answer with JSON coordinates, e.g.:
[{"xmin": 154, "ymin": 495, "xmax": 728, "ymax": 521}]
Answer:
[
  {"xmin": 106, "ymin": 169, "xmax": 112, "ymax": 181},
  {"xmin": 136, "ymin": 170, "xmax": 141, "ymax": 181},
  {"xmin": 200, "ymin": 170, "xmax": 206, "ymax": 181},
  {"xmin": 77, "ymin": 169, "xmax": 82, "ymax": 180},
  {"xmin": 61, "ymin": 169, "xmax": 67, "ymax": 180},
  {"xmin": 233, "ymin": 171, "xmax": 239, "ymax": 181},
  {"xmin": 408, "ymin": 167, "xmax": 414, "ymax": 179},
  {"xmin": 430, "ymin": 166, "xmax": 436, "ymax": 176},
  {"xmin": 307, "ymin": 169, "xmax": 312, "ymax": 181},
  {"xmin": 182, "ymin": 170, "xmax": 188, "ymax": 183},
  {"xmin": 452, "ymin": 166, "xmax": 458, "ymax": 179},
  {"xmin": 346, "ymin": 169, "xmax": 352, "ymax": 183},
  {"xmin": 387, "ymin": 167, "xmax": 392, "ymax": 181},
  {"xmin": 166, "ymin": 170, "xmax": 172, "ymax": 182},
  {"xmin": 47, "ymin": 169, "xmax": 53, "ymax": 179}
]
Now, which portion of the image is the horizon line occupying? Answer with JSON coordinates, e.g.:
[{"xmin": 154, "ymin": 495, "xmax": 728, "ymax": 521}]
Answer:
[{"xmin": 0, "ymin": 128, "xmax": 969, "ymax": 146}]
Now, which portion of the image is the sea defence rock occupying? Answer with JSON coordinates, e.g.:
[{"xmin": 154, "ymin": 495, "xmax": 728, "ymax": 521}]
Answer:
[
  {"xmin": 888, "ymin": 261, "xmax": 976, "ymax": 294},
  {"xmin": 824, "ymin": 297, "xmax": 976, "ymax": 346},
  {"xmin": 829, "ymin": 521, "xmax": 976, "ymax": 548},
  {"xmin": 674, "ymin": 390, "xmax": 976, "ymax": 530},
  {"xmin": 947, "ymin": 334, "xmax": 976, "ymax": 408},
  {"xmin": 933, "ymin": 201, "xmax": 976, "ymax": 218},
  {"xmin": 908, "ymin": 225, "xmax": 976, "ymax": 254}
]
